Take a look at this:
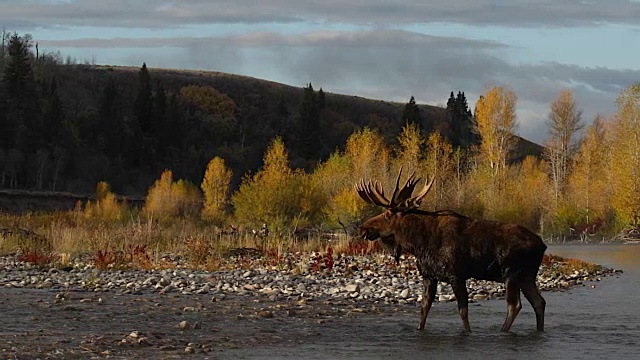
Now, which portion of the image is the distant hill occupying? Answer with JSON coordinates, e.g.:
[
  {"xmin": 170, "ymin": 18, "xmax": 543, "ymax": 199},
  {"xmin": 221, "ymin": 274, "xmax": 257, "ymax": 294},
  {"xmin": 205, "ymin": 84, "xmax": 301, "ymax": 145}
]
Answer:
[{"xmin": 2, "ymin": 61, "xmax": 543, "ymax": 196}]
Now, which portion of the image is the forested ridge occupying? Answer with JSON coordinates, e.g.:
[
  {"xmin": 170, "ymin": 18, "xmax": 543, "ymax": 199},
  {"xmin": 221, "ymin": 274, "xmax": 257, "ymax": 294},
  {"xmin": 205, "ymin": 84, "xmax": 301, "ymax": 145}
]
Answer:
[{"xmin": 0, "ymin": 33, "xmax": 538, "ymax": 196}]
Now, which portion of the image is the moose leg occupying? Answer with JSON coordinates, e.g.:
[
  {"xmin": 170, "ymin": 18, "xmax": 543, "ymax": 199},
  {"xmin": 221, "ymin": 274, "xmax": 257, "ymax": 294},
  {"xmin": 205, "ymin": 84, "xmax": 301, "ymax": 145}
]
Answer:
[
  {"xmin": 521, "ymin": 279, "xmax": 546, "ymax": 332},
  {"xmin": 500, "ymin": 278, "xmax": 522, "ymax": 332},
  {"xmin": 451, "ymin": 280, "xmax": 470, "ymax": 331},
  {"xmin": 418, "ymin": 277, "xmax": 438, "ymax": 330}
]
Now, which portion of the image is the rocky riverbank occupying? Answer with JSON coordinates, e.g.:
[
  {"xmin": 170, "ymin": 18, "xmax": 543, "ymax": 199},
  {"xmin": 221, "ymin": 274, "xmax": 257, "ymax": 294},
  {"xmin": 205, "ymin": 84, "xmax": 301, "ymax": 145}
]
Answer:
[
  {"xmin": 0, "ymin": 251, "xmax": 621, "ymax": 304},
  {"xmin": 0, "ymin": 251, "xmax": 624, "ymax": 359}
]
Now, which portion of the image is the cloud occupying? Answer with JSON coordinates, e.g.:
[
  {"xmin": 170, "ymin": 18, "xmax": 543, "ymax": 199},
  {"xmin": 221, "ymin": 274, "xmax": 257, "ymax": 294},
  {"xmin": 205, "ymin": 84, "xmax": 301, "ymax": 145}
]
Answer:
[
  {"xmin": 37, "ymin": 29, "xmax": 506, "ymax": 49},
  {"xmin": 2, "ymin": 0, "xmax": 640, "ymax": 29}
]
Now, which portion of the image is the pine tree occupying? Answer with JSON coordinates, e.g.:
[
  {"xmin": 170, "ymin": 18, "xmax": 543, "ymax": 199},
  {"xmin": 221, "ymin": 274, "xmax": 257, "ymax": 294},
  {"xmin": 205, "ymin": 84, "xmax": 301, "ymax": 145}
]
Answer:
[
  {"xmin": 134, "ymin": 63, "xmax": 153, "ymax": 135},
  {"xmin": 163, "ymin": 93, "xmax": 183, "ymax": 151},
  {"xmin": 318, "ymin": 87, "xmax": 326, "ymax": 110},
  {"xmin": 446, "ymin": 90, "xmax": 474, "ymax": 147},
  {"xmin": 154, "ymin": 80, "xmax": 167, "ymax": 136},
  {"xmin": 42, "ymin": 76, "xmax": 64, "ymax": 149},
  {"xmin": 446, "ymin": 92, "xmax": 456, "ymax": 113},
  {"xmin": 0, "ymin": 30, "xmax": 7, "ymax": 149},
  {"xmin": 402, "ymin": 96, "xmax": 421, "ymax": 126},
  {"xmin": 298, "ymin": 83, "xmax": 321, "ymax": 161},
  {"xmin": 98, "ymin": 78, "xmax": 124, "ymax": 158},
  {"xmin": 272, "ymin": 93, "xmax": 289, "ymax": 134},
  {"xmin": 2, "ymin": 33, "xmax": 38, "ymax": 151}
]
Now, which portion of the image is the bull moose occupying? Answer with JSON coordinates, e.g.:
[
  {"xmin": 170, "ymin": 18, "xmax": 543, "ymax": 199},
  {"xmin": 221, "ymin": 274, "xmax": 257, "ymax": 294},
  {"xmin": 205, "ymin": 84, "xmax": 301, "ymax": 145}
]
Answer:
[{"xmin": 355, "ymin": 169, "xmax": 547, "ymax": 332}]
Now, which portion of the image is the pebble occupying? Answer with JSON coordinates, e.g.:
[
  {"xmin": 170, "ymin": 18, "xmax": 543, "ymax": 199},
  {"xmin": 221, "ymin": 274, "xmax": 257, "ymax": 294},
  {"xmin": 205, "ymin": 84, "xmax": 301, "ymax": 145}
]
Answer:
[{"xmin": 0, "ymin": 254, "xmax": 618, "ymax": 305}]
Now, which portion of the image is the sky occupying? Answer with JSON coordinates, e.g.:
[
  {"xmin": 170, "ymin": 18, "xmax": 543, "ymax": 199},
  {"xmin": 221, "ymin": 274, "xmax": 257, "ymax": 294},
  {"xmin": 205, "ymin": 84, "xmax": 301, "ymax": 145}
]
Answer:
[{"xmin": 2, "ymin": 1, "xmax": 640, "ymax": 144}]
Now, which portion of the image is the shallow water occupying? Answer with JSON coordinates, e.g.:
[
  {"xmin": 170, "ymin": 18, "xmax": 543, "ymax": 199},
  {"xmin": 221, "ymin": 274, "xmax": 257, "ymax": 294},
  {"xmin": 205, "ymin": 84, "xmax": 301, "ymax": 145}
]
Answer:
[{"xmin": 225, "ymin": 244, "xmax": 640, "ymax": 360}]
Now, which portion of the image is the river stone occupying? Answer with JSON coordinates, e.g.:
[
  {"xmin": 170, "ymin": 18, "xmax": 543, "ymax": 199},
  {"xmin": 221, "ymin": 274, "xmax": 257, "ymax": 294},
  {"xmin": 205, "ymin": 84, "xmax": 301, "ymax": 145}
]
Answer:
[{"xmin": 344, "ymin": 284, "xmax": 360, "ymax": 293}]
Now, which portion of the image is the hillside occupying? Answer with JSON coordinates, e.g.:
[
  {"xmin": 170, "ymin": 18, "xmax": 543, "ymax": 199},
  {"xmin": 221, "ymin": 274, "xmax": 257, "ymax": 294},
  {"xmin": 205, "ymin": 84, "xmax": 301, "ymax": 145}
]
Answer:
[{"xmin": 2, "ymin": 61, "xmax": 542, "ymax": 197}]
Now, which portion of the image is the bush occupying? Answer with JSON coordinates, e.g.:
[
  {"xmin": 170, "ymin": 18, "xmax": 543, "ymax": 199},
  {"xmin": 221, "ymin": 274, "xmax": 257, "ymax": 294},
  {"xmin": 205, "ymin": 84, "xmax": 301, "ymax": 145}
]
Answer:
[
  {"xmin": 144, "ymin": 170, "xmax": 202, "ymax": 220},
  {"xmin": 84, "ymin": 181, "xmax": 126, "ymax": 221},
  {"xmin": 232, "ymin": 138, "xmax": 325, "ymax": 234}
]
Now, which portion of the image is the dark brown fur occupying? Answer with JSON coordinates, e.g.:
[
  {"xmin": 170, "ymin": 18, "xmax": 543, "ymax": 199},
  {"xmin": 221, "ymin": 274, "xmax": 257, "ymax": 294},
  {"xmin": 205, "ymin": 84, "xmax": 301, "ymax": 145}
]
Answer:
[{"xmin": 360, "ymin": 208, "xmax": 547, "ymax": 332}]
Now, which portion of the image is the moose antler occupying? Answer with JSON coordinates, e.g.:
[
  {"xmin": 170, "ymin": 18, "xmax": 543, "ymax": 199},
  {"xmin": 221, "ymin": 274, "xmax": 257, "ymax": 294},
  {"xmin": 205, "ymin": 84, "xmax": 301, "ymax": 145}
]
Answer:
[
  {"xmin": 355, "ymin": 167, "xmax": 434, "ymax": 210},
  {"xmin": 355, "ymin": 179, "xmax": 390, "ymax": 207}
]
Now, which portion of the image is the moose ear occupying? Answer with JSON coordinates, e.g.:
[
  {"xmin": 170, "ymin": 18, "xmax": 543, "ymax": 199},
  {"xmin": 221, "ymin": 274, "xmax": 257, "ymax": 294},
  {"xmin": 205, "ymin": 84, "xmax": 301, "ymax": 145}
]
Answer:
[{"xmin": 383, "ymin": 210, "xmax": 395, "ymax": 220}]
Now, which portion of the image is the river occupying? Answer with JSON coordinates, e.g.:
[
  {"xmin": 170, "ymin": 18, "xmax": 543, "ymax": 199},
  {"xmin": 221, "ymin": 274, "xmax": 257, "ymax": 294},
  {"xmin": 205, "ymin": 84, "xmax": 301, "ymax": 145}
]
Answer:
[{"xmin": 225, "ymin": 244, "xmax": 640, "ymax": 360}]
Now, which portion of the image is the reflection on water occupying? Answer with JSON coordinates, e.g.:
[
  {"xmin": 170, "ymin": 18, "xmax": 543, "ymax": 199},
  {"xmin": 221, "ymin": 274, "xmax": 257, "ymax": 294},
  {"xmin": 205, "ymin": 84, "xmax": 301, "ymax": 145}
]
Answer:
[
  {"xmin": 549, "ymin": 243, "xmax": 640, "ymax": 272},
  {"xmin": 225, "ymin": 244, "xmax": 640, "ymax": 360}
]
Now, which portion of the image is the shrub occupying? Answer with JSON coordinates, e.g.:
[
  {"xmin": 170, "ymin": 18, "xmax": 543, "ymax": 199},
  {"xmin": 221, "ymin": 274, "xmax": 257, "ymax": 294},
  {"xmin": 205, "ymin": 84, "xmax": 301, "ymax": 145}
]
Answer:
[
  {"xmin": 84, "ymin": 181, "xmax": 125, "ymax": 221},
  {"xmin": 233, "ymin": 138, "xmax": 325, "ymax": 233},
  {"xmin": 143, "ymin": 170, "xmax": 202, "ymax": 220}
]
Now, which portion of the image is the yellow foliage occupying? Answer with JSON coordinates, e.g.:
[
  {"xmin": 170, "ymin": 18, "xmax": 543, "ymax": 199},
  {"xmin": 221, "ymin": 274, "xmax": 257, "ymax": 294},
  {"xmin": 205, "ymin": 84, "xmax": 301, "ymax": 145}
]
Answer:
[
  {"xmin": 263, "ymin": 137, "xmax": 291, "ymax": 177},
  {"xmin": 508, "ymin": 156, "xmax": 553, "ymax": 231},
  {"xmin": 474, "ymin": 86, "xmax": 517, "ymax": 177},
  {"xmin": 567, "ymin": 117, "xmax": 611, "ymax": 225},
  {"xmin": 312, "ymin": 152, "xmax": 368, "ymax": 227},
  {"xmin": 313, "ymin": 152, "xmax": 352, "ymax": 197},
  {"xmin": 201, "ymin": 156, "xmax": 233, "ymax": 223},
  {"xmin": 179, "ymin": 85, "xmax": 237, "ymax": 120},
  {"xmin": 345, "ymin": 127, "xmax": 390, "ymax": 181},
  {"xmin": 326, "ymin": 187, "xmax": 366, "ymax": 226},
  {"xmin": 144, "ymin": 170, "xmax": 202, "ymax": 220},
  {"xmin": 96, "ymin": 181, "xmax": 110, "ymax": 201},
  {"xmin": 545, "ymin": 89, "xmax": 583, "ymax": 197},
  {"xmin": 232, "ymin": 138, "xmax": 325, "ymax": 232},
  {"xmin": 395, "ymin": 122, "xmax": 424, "ymax": 174},
  {"xmin": 84, "ymin": 181, "xmax": 125, "ymax": 221},
  {"xmin": 610, "ymin": 83, "xmax": 640, "ymax": 225},
  {"xmin": 420, "ymin": 131, "xmax": 455, "ymax": 210}
]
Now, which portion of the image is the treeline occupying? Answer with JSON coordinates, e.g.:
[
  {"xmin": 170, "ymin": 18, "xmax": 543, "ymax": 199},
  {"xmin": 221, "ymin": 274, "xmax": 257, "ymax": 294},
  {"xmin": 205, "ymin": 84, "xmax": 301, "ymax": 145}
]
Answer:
[
  {"xmin": 1, "ymin": 32, "xmax": 492, "ymax": 196},
  {"xmin": 92, "ymin": 78, "xmax": 639, "ymax": 242}
]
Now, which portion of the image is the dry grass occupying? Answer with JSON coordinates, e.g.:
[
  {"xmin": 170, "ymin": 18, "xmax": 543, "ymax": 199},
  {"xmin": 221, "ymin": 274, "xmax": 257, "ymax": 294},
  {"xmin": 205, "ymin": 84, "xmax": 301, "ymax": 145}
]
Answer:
[
  {"xmin": 543, "ymin": 253, "xmax": 604, "ymax": 274},
  {"xmin": 3, "ymin": 210, "xmax": 607, "ymax": 276},
  {"xmin": 0, "ymin": 210, "xmax": 384, "ymax": 271}
]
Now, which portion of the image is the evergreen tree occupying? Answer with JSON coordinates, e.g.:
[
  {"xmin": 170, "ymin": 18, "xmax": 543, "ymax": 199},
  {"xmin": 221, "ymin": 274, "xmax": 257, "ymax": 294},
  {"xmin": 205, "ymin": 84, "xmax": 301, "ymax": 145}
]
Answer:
[
  {"xmin": 446, "ymin": 90, "xmax": 474, "ymax": 147},
  {"xmin": 2, "ymin": 33, "xmax": 38, "ymax": 151},
  {"xmin": 134, "ymin": 63, "xmax": 153, "ymax": 135},
  {"xmin": 318, "ymin": 87, "xmax": 326, "ymax": 110},
  {"xmin": 154, "ymin": 80, "xmax": 167, "ymax": 139},
  {"xmin": 131, "ymin": 63, "xmax": 155, "ymax": 167},
  {"xmin": 273, "ymin": 93, "xmax": 289, "ymax": 132},
  {"xmin": 446, "ymin": 92, "xmax": 456, "ymax": 112},
  {"xmin": 298, "ymin": 83, "xmax": 321, "ymax": 160},
  {"xmin": 42, "ymin": 76, "xmax": 64, "ymax": 149},
  {"xmin": 402, "ymin": 96, "xmax": 421, "ymax": 127},
  {"xmin": 98, "ymin": 78, "xmax": 125, "ymax": 158},
  {"xmin": 164, "ymin": 92, "xmax": 183, "ymax": 151}
]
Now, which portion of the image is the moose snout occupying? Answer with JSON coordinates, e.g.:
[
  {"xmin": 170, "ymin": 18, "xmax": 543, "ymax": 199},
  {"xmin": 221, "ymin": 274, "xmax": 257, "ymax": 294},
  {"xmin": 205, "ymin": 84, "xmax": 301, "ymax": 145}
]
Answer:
[{"xmin": 358, "ymin": 227, "xmax": 380, "ymax": 241}]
